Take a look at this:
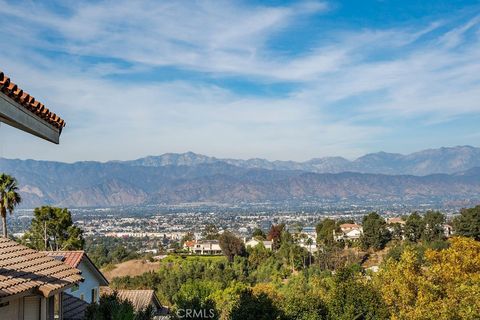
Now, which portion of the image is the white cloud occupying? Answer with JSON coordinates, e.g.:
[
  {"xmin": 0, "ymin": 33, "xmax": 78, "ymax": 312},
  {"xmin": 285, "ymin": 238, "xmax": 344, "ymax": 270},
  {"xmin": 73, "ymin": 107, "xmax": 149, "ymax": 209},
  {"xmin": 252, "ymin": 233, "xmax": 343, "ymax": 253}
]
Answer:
[{"xmin": 0, "ymin": 1, "xmax": 479, "ymax": 162}]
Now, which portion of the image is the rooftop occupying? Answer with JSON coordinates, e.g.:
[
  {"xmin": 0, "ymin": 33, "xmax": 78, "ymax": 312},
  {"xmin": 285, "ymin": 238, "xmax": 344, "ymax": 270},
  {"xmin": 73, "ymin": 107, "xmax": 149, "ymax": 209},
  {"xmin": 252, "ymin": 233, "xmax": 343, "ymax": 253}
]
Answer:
[
  {"xmin": 101, "ymin": 288, "xmax": 162, "ymax": 312},
  {"xmin": 43, "ymin": 251, "xmax": 85, "ymax": 268},
  {"xmin": 0, "ymin": 237, "xmax": 83, "ymax": 300},
  {"xmin": 0, "ymin": 70, "xmax": 65, "ymax": 143}
]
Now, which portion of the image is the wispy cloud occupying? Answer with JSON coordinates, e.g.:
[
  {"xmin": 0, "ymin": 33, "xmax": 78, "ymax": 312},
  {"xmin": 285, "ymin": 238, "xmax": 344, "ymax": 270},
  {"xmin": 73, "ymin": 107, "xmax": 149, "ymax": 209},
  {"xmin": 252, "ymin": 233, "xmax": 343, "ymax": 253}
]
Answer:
[{"xmin": 0, "ymin": 1, "xmax": 479, "ymax": 162}]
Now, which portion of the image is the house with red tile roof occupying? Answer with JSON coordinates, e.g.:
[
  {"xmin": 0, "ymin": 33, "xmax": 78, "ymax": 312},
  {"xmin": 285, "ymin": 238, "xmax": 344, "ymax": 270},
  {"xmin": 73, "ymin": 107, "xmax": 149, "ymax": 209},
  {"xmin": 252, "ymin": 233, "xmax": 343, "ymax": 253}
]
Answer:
[
  {"xmin": 42, "ymin": 251, "xmax": 108, "ymax": 304},
  {"xmin": 0, "ymin": 70, "xmax": 81, "ymax": 319},
  {"xmin": 335, "ymin": 223, "xmax": 363, "ymax": 241},
  {"xmin": 0, "ymin": 237, "xmax": 83, "ymax": 320}
]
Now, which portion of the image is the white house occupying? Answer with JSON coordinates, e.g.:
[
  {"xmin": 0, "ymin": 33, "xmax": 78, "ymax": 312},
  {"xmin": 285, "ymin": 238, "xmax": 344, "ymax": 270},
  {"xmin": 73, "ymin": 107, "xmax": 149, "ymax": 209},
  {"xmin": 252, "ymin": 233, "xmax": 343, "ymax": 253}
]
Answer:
[
  {"xmin": 444, "ymin": 224, "xmax": 454, "ymax": 237},
  {"xmin": 43, "ymin": 251, "xmax": 109, "ymax": 305},
  {"xmin": 0, "ymin": 237, "xmax": 83, "ymax": 320},
  {"xmin": 245, "ymin": 238, "xmax": 273, "ymax": 250},
  {"xmin": 185, "ymin": 240, "xmax": 223, "ymax": 255},
  {"xmin": 335, "ymin": 223, "xmax": 363, "ymax": 241}
]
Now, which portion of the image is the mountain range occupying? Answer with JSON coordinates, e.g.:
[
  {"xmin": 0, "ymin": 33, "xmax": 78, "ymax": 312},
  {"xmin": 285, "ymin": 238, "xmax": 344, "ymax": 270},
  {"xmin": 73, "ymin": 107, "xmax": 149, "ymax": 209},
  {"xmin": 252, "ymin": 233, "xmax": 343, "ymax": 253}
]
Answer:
[
  {"xmin": 1, "ymin": 146, "xmax": 480, "ymax": 208},
  {"xmin": 117, "ymin": 145, "xmax": 480, "ymax": 176}
]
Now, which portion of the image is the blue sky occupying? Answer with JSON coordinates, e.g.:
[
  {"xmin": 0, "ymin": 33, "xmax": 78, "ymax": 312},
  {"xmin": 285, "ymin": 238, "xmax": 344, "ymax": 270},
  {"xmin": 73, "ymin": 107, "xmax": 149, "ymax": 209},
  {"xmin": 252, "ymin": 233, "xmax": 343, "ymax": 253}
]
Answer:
[{"xmin": 0, "ymin": 0, "xmax": 479, "ymax": 162}]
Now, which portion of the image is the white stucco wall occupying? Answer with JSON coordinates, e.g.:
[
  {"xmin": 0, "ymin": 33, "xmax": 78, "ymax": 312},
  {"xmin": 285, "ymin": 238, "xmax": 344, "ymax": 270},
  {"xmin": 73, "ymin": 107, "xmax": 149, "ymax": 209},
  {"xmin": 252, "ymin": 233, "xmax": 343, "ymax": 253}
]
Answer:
[
  {"xmin": 69, "ymin": 260, "xmax": 102, "ymax": 303},
  {"xmin": 0, "ymin": 297, "xmax": 21, "ymax": 320}
]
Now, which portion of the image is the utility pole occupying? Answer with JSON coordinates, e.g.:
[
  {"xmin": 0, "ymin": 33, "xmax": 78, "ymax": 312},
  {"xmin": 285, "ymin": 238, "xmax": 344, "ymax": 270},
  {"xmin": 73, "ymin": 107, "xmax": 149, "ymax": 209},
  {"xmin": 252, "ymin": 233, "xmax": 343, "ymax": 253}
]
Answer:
[{"xmin": 44, "ymin": 220, "xmax": 47, "ymax": 250}]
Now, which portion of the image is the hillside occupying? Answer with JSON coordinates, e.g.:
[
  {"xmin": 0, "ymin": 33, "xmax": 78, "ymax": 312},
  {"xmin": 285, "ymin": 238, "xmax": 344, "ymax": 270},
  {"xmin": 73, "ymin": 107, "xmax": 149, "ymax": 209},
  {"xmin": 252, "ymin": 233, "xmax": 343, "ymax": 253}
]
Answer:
[
  {"xmin": 117, "ymin": 146, "xmax": 480, "ymax": 175},
  {"xmin": 1, "ymin": 153, "xmax": 480, "ymax": 208}
]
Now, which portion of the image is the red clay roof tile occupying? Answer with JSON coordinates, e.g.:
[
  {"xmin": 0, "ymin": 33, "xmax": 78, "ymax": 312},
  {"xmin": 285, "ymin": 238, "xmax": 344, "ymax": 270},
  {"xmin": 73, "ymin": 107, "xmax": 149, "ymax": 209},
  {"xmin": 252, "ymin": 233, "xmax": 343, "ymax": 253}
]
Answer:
[
  {"xmin": 0, "ymin": 70, "xmax": 66, "ymax": 129},
  {"xmin": 42, "ymin": 251, "xmax": 85, "ymax": 268},
  {"xmin": 0, "ymin": 237, "xmax": 83, "ymax": 299}
]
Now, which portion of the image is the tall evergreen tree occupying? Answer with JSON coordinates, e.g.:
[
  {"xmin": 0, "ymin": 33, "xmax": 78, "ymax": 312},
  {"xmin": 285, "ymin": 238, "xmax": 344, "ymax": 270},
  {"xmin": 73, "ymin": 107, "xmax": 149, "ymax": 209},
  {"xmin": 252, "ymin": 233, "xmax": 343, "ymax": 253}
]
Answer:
[
  {"xmin": 422, "ymin": 211, "xmax": 445, "ymax": 242},
  {"xmin": 404, "ymin": 212, "xmax": 424, "ymax": 242},
  {"xmin": 361, "ymin": 212, "xmax": 391, "ymax": 250},
  {"xmin": 23, "ymin": 206, "xmax": 84, "ymax": 250},
  {"xmin": 316, "ymin": 218, "xmax": 337, "ymax": 247},
  {"xmin": 454, "ymin": 205, "xmax": 480, "ymax": 240}
]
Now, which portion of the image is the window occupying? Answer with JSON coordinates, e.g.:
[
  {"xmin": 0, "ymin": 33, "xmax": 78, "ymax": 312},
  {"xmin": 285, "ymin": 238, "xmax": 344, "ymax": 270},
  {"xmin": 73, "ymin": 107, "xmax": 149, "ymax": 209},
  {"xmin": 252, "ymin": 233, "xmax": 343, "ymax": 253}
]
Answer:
[{"xmin": 91, "ymin": 288, "xmax": 98, "ymax": 303}]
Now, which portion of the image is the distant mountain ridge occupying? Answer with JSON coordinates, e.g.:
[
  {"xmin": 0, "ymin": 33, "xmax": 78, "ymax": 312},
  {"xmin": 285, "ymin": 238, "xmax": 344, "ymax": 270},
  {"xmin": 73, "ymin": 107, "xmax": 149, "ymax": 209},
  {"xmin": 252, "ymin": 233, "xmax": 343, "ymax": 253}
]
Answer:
[
  {"xmin": 1, "ymin": 145, "xmax": 480, "ymax": 208},
  {"xmin": 117, "ymin": 145, "xmax": 480, "ymax": 176}
]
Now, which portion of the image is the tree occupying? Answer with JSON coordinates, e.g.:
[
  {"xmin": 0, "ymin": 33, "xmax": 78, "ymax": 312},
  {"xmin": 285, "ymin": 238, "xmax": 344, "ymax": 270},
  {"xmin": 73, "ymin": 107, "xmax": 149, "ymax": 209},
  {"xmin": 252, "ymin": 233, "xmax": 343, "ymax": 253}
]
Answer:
[
  {"xmin": 211, "ymin": 282, "xmax": 281, "ymax": 320},
  {"xmin": 181, "ymin": 232, "xmax": 195, "ymax": 245},
  {"xmin": 405, "ymin": 212, "xmax": 424, "ymax": 242},
  {"xmin": 454, "ymin": 205, "xmax": 480, "ymax": 240},
  {"xmin": 316, "ymin": 218, "xmax": 337, "ymax": 247},
  {"xmin": 23, "ymin": 206, "xmax": 84, "ymax": 251},
  {"xmin": 376, "ymin": 237, "xmax": 480, "ymax": 319},
  {"xmin": 361, "ymin": 212, "xmax": 390, "ymax": 250},
  {"xmin": 390, "ymin": 223, "xmax": 404, "ymax": 241},
  {"xmin": 0, "ymin": 173, "xmax": 22, "ymax": 237},
  {"xmin": 247, "ymin": 242, "xmax": 272, "ymax": 269},
  {"xmin": 252, "ymin": 228, "xmax": 266, "ymax": 240},
  {"xmin": 422, "ymin": 211, "xmax": 445, "ymax": 242},
  {"xmin": 267, "ymin": 224, "xmax": 284, "ymax": 250},
  {"xmin": 173, "ymin": 280, "xmax": 220, "ymax": 319},
  {"xmin": 203, "ymin": 224, "xmax": 220, "ymax": 240},
  {"xmin": 328, "ymin": 266, "xmax": 389, "ymax": 320},
  {"xmin": 219, "ymin": 231, "xmax": 246, "ymax": 262},
  {"xmin": 85, "ymin": 291, "xmax": 153, "ymax": 320},
  {"xmin": 280, "ymin": 273, "xmax": 328, "ymax": 320}
]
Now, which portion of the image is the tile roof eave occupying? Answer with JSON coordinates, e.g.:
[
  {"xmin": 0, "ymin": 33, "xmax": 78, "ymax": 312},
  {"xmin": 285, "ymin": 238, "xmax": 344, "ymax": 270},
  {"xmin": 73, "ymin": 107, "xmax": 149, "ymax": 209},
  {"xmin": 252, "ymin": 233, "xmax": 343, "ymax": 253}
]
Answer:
[{"xmin": 0, "ymin": 70, "xmax": 66, "ymax": 129}]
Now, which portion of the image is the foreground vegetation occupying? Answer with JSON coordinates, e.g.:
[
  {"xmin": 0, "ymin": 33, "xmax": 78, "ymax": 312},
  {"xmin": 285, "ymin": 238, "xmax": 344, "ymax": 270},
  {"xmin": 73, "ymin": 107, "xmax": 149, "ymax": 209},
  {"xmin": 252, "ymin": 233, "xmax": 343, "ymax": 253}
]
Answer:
[
  {"xmin": 108, "ymin": 206, "xmax": 480, "ymax": 320},
  {"xmin": 10, "ymin": 191, "xmax": 480, "ymax": 319}
]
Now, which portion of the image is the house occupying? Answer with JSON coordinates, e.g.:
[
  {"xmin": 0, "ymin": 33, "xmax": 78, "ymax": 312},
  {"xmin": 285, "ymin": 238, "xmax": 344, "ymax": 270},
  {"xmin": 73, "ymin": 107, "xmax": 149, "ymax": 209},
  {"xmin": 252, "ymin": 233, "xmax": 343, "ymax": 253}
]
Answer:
[
  {"xmin": 444, "ymin": 224, "xmax": 454, "ymax": 237},
  {"xmin": 335, "ymin": 223, "xmax": 363, "ymax": 240},
  {"xmin": 183, "ymin": 240, "xmax": 196, "ymax": 251},
  {"xmin": 186, "ymin": 240, "xmax": 222, "ymax": 255},
  {"xmin": 1, "ymin": 69, "xmax": 72, "ymax": 319},
  {"xmin": 301, "ymin": 226, "xmax": 317, "ymax": 238},
  {"xmin": 42, "ymin": 251, "xmax": 108, "ymax": 304},
  {"xmin": 101, "ymin": 288, "xmax": 166, "ymax": 317},
  {"xmin": 0, "ymin": 237, "xmax": 83, "ymax": 320},
  {"xmin": 245, "ymin": 238, "xmax": 273, "ymax": 250}
]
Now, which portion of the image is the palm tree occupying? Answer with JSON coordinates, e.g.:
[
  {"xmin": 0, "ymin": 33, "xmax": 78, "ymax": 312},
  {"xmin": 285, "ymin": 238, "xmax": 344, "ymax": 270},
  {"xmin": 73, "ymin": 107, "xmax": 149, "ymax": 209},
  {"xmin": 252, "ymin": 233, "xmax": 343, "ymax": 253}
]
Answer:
[{"xmin": 0, "ymin": 174, "xmax": 22, "ymax": 237}]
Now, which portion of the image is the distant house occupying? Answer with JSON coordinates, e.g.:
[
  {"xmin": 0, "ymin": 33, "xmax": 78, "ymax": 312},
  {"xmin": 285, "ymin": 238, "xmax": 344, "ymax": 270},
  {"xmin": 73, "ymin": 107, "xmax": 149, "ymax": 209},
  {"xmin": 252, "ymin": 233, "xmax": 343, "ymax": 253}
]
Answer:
[
  {"xmin": 301, "ymin": 226, "xmax": 317, "ymax": 237},
  {"xmin": 335, "ymin": 223, "xmax": 363, "ymax": 240},
  {"xmin": 185, "ymin": 240, "xmax": 222, "ymax": 255},
  {"xmin": 245, "ymin": 238, "xmax": 273, "ymax": 250},
  {"xmin": 43, "ymin": 251, "xmax": 109, "ymax": 320},
  {"xmin": 444, "ymin": 224, "xmax": 454, "ymax": 237},
  {"xmin": 0, "ymin": 237, "xmax": 83, "ymax": 320},
  {"xmin": 183, "ymin": 240, "xmax": 196, "ymax": 251},
  {"xmin": 101, "ymin": 288, "xmax": 165, "ymax": 317}
]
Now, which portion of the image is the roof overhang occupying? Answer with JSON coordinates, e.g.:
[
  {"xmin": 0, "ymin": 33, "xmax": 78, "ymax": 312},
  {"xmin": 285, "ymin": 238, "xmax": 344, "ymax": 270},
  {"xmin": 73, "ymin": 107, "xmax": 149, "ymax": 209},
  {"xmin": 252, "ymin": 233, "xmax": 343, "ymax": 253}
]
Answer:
[{"xmin": 0, "ymin": 92, "xmax": 61, "ymax": 144}]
